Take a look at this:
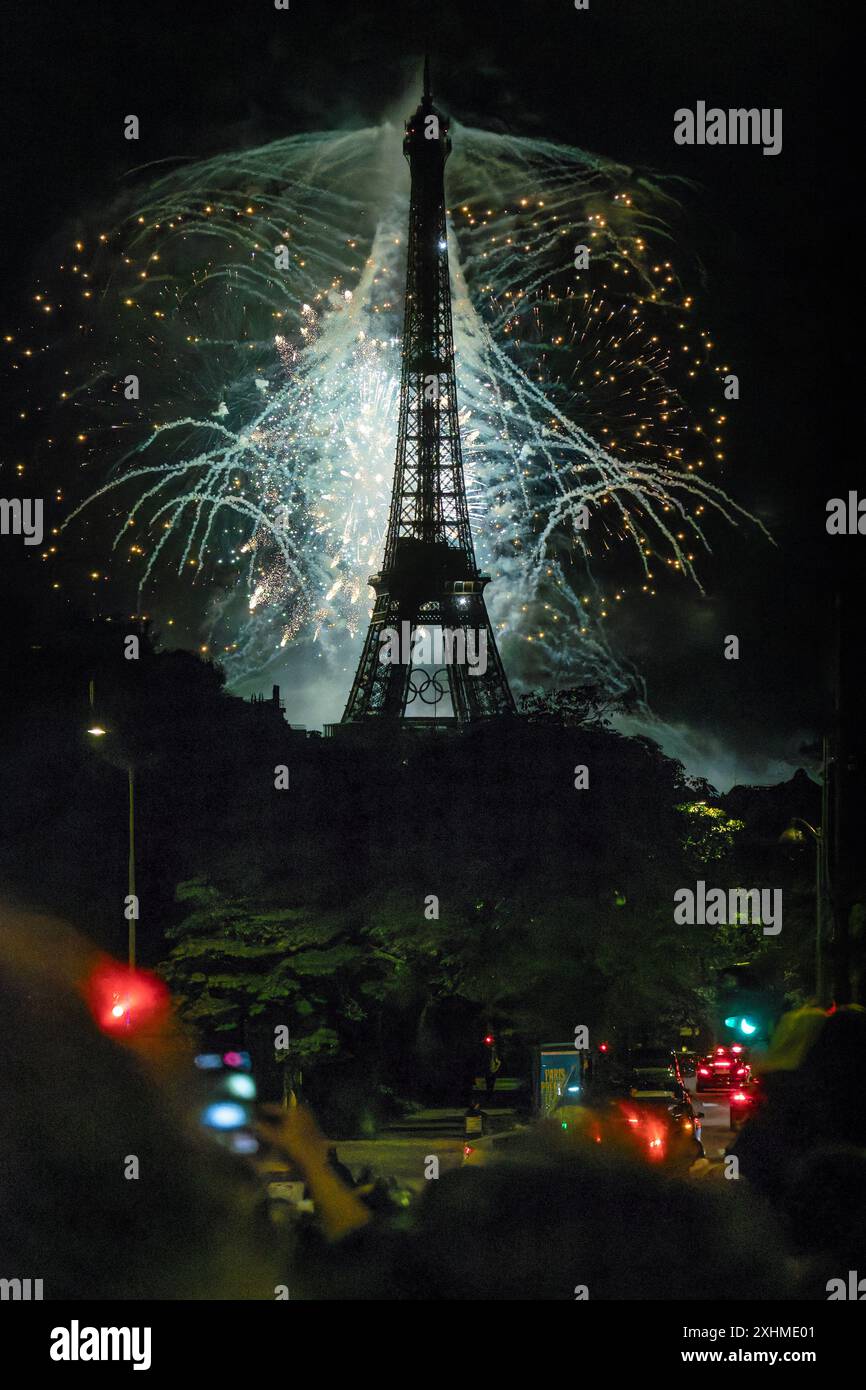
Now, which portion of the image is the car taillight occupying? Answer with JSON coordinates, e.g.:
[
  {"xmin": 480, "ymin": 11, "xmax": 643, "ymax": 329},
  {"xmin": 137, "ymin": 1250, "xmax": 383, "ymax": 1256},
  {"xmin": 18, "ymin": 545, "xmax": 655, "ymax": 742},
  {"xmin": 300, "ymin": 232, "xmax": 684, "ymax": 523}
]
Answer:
[
  {"xmin": 731, "ymin": 1091, "xmax": 749, "ymax": 1103},
  {"xmin": 698, "ymin": 1067, "xmax": 710, "ymax": 1075},
  {"xmin": 735, "ymin": 1067, "xmax": 746, "ymax": 1075},
  {"xmin": 715, "ymin": 1061, "xmax": 731, "ymax": 1068}
]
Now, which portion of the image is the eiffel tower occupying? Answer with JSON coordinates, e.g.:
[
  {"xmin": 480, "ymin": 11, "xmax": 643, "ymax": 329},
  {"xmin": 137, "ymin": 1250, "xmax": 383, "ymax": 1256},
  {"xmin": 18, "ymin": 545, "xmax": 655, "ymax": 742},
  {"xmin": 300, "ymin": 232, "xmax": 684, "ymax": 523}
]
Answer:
[{"xmin": 342, "ymin": 61, "xmax": 516, "ymax": 725}]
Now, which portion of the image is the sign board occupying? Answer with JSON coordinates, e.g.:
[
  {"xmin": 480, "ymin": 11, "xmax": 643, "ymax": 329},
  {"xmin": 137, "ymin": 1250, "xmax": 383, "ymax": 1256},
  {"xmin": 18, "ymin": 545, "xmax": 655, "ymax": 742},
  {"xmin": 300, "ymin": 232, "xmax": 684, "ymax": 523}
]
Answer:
[{"xmin": 537, "ymin": 1046, "xmax": 582, "ymax": 1116}]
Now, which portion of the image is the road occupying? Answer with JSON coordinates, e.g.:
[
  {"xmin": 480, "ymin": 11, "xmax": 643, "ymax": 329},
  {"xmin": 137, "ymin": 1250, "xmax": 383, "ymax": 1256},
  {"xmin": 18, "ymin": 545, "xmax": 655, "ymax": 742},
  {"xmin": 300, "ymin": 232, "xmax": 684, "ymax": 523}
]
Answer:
[
  {"xmin": 332, "ymin": 1078, "xmax": 737, "ymax": 1189},
  {"xmin": 335, "ymin": 1136, "xmax": 465, "ymax": 1190}
]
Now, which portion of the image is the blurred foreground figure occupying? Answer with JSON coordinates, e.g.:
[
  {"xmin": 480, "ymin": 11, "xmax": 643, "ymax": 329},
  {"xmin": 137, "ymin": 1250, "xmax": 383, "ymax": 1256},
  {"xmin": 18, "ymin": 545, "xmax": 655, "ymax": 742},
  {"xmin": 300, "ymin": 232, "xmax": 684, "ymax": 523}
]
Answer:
[
  {"xmin": 729, "ymin": 1004, "xmax": 866, "ymax": 1292},
  {"xmin": 267, "ymin": 1114, "xmax": 794, "ymax": 1301},
  {"xmin": 0, "ymin": 900, "xmax": 825, "ymax": 1303},
  {"xmin": 0, "ymin": 902, "xmax": 279, "ymax": 1299}
]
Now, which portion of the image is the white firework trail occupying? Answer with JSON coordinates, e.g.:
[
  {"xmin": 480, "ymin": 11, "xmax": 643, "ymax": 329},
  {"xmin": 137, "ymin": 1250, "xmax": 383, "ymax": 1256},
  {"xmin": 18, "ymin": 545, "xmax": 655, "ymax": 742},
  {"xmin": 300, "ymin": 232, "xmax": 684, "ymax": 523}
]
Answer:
[{"xmin": 58, "ymin": 120, "xmax": 768, "ymax": 708}]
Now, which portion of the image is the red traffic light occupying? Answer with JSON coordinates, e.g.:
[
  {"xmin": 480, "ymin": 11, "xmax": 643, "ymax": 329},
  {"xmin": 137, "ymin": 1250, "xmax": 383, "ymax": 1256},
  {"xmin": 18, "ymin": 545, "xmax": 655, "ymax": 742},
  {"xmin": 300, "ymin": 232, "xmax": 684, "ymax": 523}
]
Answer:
[
  {"xmin": 483, "ymin": 1034, "xmax": 495, "ymax": 1046},
  {"xmin": 84, "ymin": 961, "xmax": 169, "ymax": 1037},
  {"xmin": 598, "ymin": 1042, "xmax": 609, "ymax": 1052}
]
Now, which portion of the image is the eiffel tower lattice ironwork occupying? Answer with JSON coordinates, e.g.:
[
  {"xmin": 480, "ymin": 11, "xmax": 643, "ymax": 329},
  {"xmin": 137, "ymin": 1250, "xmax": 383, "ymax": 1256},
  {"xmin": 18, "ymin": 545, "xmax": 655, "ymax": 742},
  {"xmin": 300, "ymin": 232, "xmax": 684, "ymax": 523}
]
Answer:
[{"xmin": 342, "ymin": 62, "xmax": 516, "ymax": 724}]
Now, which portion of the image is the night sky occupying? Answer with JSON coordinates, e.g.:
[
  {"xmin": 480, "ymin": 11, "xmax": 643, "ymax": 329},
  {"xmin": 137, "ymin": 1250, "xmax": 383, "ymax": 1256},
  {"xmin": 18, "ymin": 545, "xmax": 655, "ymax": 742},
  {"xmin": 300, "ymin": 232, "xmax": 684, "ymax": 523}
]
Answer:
[{"xmin": 1, "ymin": 1, "xmax": 850, "ymax": 790}]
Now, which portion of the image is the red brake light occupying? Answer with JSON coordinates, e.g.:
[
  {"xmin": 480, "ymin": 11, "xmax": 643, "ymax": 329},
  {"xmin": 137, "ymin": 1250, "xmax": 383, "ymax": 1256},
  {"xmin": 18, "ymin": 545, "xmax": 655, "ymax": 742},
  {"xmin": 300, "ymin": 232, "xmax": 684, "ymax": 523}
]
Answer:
[
  {"xmin": 84, "ymin": 961, "xmax": 169, "ymax": 1037},
  {"xmin": 731, "ymin": 1091, "xmax": 749, "ymax": 1102},
  {"xmin": 698, "ymin": 1067, "xmax": 710, "ymax": 1075}
]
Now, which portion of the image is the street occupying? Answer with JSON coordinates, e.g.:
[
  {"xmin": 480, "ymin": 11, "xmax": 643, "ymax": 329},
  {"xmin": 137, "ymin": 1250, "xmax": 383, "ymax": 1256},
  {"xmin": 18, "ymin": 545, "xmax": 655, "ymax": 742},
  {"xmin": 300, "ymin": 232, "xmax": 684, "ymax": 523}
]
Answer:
[
  {"xmin": 337, "ymin": 1136, "xmax": 466, "ymax": 1190},
  {"xmin": 332, "ymin": 1078, "xmax": 737, "ymax": 1191}
]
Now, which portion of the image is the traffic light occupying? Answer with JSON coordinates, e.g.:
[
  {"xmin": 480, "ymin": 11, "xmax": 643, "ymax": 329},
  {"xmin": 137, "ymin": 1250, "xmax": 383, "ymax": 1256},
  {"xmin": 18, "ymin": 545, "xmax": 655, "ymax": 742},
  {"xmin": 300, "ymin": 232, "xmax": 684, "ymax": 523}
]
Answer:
[
  {"xmin": 483, "ymin": 1033, "xmax": 495, "ymax": 1047},
  {"xmin": 84, "ymin": 960, "xmax": 168, "ymax": 1037},
  {"xmin": 724, "ymin": 1013, "xmax": 759, "ymax": 1037},
  {"xmin": 716, "ymin": 964, "xmax": 778, "ymax": 1046}
]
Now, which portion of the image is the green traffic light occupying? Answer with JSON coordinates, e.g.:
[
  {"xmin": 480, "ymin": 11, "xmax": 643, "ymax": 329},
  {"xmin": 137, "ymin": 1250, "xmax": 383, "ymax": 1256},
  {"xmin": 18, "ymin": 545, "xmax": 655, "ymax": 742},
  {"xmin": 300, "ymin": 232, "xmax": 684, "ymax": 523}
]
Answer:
[{"xmin": 725, "ymin": 1014, "xmax": 758, "ymax": 1036}]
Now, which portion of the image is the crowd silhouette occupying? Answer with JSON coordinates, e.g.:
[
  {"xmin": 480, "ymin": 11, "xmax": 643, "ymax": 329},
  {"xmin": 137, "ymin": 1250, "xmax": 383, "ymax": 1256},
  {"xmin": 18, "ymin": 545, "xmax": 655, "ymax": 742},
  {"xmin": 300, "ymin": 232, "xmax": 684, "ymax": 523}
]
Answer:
[{"xmin": 3, "ymin": 902, "xmax": 864, "ymax": 1301}]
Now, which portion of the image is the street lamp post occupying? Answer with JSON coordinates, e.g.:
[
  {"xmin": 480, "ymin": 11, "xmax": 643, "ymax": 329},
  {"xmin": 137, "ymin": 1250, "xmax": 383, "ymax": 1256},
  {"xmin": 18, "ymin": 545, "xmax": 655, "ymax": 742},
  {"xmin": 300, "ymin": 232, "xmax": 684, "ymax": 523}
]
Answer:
[
  {"xmin": 792, "ymin": 817, "xmax": 826, "ymax": 1007},
  {"xmin": 779, "ymin": 739, "xmax": 831, "ymax": 1007},
  {"xmin": 127, "ymin": 763, "xmax": 136, "ymax": 971},
  {"xmin": 87, "ymin": 680, "xmax": 136, "ymax": 972}
]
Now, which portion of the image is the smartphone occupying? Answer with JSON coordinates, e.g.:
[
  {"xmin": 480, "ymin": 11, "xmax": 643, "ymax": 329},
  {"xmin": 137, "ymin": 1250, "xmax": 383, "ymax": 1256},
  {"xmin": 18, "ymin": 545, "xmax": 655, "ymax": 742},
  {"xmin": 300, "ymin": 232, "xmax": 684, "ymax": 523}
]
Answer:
[{"xmin": 194, "ymin": 1048, "xmax": 259, "ymax": 1154}]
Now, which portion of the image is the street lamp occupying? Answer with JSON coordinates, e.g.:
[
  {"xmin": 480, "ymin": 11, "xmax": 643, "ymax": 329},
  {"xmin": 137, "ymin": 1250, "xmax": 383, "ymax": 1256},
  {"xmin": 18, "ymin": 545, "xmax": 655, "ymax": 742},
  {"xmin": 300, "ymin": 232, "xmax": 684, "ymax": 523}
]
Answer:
[
  {"xmin": 86, "ymin": 683, "xmax": 136, "ymax": 973},
  {"xmin": 780, "ymin": 815, "xmax": 828, "ymax": 1006}
]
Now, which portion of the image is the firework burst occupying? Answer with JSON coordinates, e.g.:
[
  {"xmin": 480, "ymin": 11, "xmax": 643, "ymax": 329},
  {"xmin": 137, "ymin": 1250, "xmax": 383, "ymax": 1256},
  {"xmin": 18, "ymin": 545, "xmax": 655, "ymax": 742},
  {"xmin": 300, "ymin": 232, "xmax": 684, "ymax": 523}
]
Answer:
[{"xmin": 27, "ymin": 118, "xmax": 767, "ymax": 711}]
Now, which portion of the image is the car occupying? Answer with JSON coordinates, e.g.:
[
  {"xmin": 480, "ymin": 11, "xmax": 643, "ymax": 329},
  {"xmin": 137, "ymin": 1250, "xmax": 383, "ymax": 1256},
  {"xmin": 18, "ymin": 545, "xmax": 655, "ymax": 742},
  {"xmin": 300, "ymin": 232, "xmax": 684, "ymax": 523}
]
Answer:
[
  {"xmin": 553, "ymin": 1075, "xmax": 704, "ymax": 1174},
  {"xmin": 627, "ymin": 1047, "xmax": 687, "ymax": 1095},
  {"xmin": 695, "ymin": 1044, "xmax": 751, "ymax": 1092},
  {"xmin": 629, "ymin": 1068, "xmax": 688, "ymax": 1103},
  {"xmin": 676, "ymin": 1051, "xmax": 698, "ymax": 1078},
  {"xmin": 728, "ymin": 1076, "xmax": 762, "ymax": 1130},
  {"xmin": 619, "ymin": 1089, "xmax": 705, "ymax": 1172}
]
